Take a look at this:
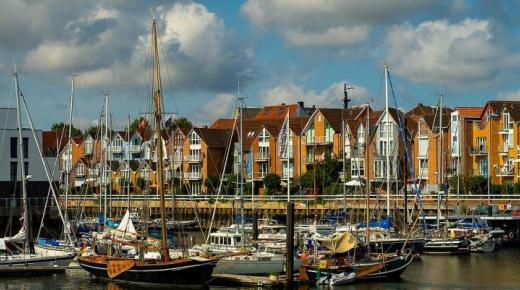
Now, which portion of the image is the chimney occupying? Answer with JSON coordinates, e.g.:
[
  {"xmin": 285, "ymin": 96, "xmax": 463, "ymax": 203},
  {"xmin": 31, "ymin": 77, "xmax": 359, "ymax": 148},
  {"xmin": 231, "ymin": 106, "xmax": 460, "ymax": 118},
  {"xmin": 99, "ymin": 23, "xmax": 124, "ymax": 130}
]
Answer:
[{"xmin": 298, "ymin": 101, "xmax": 304, "ymax": 108}]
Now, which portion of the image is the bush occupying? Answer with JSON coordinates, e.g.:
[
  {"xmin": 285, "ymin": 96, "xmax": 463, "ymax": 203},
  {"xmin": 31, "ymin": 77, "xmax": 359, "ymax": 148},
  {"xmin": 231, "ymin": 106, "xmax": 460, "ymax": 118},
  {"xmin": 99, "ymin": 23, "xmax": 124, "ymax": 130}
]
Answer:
[
  {"xmin": 263, "ymin": 173, "xmax": 281, "ymax": 195},
  {"xmin": 299, "ymin": 157, "xmax": 342, "ymax": 194},
  {"xmin": 466, "ymin": 175, "xmax": 487, "ymax": 195}
]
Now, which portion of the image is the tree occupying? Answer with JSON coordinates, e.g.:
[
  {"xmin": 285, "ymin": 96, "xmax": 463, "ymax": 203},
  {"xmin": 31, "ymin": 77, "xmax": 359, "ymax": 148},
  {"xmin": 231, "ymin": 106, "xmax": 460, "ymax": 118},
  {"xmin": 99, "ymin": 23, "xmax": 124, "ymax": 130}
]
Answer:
[
  {"xmin": 51, "ymin": 122, "xmax": 82, "ymax": 137},
  {"xmin": 263, "ymin": 173, "xmax": 281, "ymax": 195},
  {"xmin": 466, "ymin": 175, "xmax": 487, "ymax": 195},
  {"xmin": 204, "ymin": 176, "xmax": 220, "ymax": 194},
  {"xmin": 299, "ymin": 158, "xmax": 342, "ymax": 194}
]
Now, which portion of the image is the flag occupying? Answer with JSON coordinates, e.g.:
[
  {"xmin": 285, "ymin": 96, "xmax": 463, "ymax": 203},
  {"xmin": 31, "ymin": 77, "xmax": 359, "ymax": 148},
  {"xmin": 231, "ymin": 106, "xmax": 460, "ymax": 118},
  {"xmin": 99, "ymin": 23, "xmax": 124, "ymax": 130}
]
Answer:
[
  {"xmin": 165, "ymin": 117, "xmax": 173, "ymax": 128},
  {"xmin": 245, "ymin": 151, "xmax": 253, "ymax": 178},
  {"xmin": 277, "ymin": 113, "xmax": 289, "ymax": 159},
  {"xmin": 138, "ymin": 119, "xmax": 146, "ymax": 136}
]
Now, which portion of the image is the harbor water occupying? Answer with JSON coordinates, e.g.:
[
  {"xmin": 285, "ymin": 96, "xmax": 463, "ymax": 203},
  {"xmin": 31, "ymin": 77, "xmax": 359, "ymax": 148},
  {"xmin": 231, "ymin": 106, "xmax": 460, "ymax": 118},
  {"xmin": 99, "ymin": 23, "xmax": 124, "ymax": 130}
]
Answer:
[{"xmin": 1, "ymin": 247, "xmax": 519, "ymax": 289}]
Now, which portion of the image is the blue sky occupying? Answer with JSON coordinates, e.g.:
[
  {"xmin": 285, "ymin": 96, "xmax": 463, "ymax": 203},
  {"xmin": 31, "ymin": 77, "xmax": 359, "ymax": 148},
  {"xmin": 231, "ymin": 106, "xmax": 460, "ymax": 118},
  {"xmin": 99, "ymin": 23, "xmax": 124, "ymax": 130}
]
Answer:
[{"xmin": 0, "ymin": 0, "xmax": 519, "ymax": 130}]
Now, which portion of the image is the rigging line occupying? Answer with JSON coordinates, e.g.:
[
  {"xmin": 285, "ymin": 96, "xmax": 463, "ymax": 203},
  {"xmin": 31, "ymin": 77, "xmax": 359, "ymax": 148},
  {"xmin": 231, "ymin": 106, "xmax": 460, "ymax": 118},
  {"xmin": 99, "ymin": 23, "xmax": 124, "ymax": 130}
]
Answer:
[
  {"xmin": 386, "ymin": 68, "xmax": 426, "ymax": 233},
  {"xmin": 157, "ymin": 25, "xmax": 180, "ymax": 115},
  {"xmin": 0, "ymin": 79, "xmax": 15, "ymax": 159}
]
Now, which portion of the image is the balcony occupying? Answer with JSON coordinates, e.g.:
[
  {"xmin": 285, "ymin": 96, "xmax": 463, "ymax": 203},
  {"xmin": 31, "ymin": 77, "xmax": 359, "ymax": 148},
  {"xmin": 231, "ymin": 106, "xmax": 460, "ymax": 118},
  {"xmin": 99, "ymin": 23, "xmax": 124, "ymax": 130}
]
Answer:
[
  {"xmin": 418, "ymin": 129, "xmax": 429, "ymax": 136},
  {"xmin": 279, "ymin": 151, "xmax": 294, "ymax": 160},
  {"xmin": 247, "ymin": 171, "xmax": 268, "ymax": 181},
  {"xmin": 517, "ymin": 145, "xmax": 520, "ymax": 156},
  {"xmin": 111, "ymin": 145, "xmax": 123, "ymax": 153},
  {"xmin": 498, "ymin": 127, "xmax": 512, "ymax": 134},
  {"xmin": 170, "ymin": 154, "xmax": 183, "ymax": 164},
  {"xmin": 469, "ymin": 145, "xmax": 487, "ymax": 156},
  {"xmin": 186, "ymin": 172, "xmax": 202, "ymax": 180},
  {"xmin": 498, "ymin": 144, "xmax": 509, "ymax": 156},
  {"xmin": 184, "ymin": 155, "xmax": 202, "ymax": 163},
  {"xmin": 129, "ymin": 144, "xmax": 141, "ymax": 153},
  {"xmin": 306, "ymin": 136, "xmax": 333, "ymax": 145},
  {"xmin": 497, "ymin": 165, "xmax": 514, "ymax": 176},
  {"xmin": 254, "ymin": 152, "xmax": 269, "ymax": 161}
]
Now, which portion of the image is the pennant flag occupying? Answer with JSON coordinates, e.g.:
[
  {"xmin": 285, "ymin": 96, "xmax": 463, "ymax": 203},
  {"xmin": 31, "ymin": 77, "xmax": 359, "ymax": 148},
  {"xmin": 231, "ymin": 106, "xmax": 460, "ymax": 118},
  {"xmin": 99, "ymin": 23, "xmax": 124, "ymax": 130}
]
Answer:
[
  {"xmin": 165, "ymin": 117, "xmax": 173, "ymax": 128},
  {"xmin": 138, "ymin": 119, "xmax": 146, "ymax": 136},
  {"xmin": 277, "ymin": 113, "xmax": 289, "ymax": 159}
]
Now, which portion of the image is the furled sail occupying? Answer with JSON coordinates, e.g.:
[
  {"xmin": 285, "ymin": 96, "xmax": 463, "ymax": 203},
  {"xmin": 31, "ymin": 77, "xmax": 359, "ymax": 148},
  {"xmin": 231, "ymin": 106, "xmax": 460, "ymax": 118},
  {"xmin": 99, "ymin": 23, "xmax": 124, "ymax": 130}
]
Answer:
[{"xmin": 316, "ymin": 232, "xmax": 359, "ymax": 254}]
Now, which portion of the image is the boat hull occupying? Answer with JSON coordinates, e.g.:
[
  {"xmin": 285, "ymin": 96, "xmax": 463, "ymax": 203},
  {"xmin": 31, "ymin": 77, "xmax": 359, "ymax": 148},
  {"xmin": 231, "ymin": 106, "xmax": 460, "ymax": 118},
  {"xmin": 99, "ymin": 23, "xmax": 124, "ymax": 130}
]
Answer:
[
  {"xmin": 423, "ymin": 239, "xmax": 470, "ymax": 255},
  {"xmin": 370, "ymin": 238, "xmax": 425, "ymax": 254},
  {"xmin": 78, "ymin": 256, "xmax": 216, "ymax": 285},
  {"xmin": 0, "ymin": 252, "xmax": 75, "ymax": 274}
]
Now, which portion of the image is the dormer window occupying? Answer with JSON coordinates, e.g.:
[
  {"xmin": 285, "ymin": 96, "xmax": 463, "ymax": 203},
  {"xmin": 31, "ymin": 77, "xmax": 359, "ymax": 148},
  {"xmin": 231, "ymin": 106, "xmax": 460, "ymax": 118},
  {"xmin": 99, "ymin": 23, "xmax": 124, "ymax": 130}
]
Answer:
[
  {"xmin": 503, "ymin": 110, "xmax": 513, "ymax": 130},
  {"xmin": 259, "ymin": 128, "xmax": 270, "ymax": 143}
]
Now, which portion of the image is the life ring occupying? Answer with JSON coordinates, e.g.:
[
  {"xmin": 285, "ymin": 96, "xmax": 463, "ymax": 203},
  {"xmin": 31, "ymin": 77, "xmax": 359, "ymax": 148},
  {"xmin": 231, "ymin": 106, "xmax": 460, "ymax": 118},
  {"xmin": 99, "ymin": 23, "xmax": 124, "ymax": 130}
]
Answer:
[{"xmin": 508, "ymin": 232, "xmax": 514, "ymax": 239}]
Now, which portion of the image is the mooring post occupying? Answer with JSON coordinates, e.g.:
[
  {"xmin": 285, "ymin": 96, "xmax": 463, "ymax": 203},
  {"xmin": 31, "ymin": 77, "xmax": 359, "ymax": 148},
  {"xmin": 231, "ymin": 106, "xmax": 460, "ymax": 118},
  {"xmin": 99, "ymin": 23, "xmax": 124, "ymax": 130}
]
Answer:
[
  {"xmin": 286, "ymin": 202, "xmax": 294, "ymax": 285},
  {"xmin": 252, "ymin": 210, "xmax": 258, "ymax": 241}
]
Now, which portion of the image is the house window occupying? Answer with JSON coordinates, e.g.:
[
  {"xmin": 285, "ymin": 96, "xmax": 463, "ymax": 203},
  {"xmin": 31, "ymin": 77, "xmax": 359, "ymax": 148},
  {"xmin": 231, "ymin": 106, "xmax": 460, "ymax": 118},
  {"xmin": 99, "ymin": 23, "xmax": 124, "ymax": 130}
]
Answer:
[
  {"xmin": 282, "ymin": 162, "xmax": 294, "ymax": 178},
  {"xmin": 504, "ymin": 134, "xmax": 512, "ymax": 148},
  {"xmin": 141, "ymin": 167, "xmax": 150, "ymax": 181},
  {"xmin": 374, "ymin": 160, "xmax": 384, "ymax": 178},
  {"xmin": 77, "ymin": 163, "xmax": 85, "ymax": 176},
  {"xmin": 307, "ymin": 147, "xmax": 314, "ymax": 163},
  {"xmin": 259, "ymin": 162, "xmax": 269, "ymax": 178},
  {"xmin": 357, "ymin": 125, "xmax": 365, "ymax": 144},
  {"xmin": 85, "ymin": 138, "xmax": 93, "ymax": 154},
  {"xmin": 503, "ymin": 111, "xmax": 513, "ymax": 130},
  {"xmin": 122, "ymin": 165, "xmax": 129, "ymax": 179},
  {"xmin": 23, "ymin": 138, "xmax": 28, "ymax": 158},
  {"xmin": 113, "ymin": 137, "xmax": 123, "ymax": 149},
  {"xmin": 259, "ymin": 128, "xmax": 270, "ymax": 143},
  {"xmin": 10, "ymin": 162, "xmax": 17, "ymax": 181},
  {"xmin": 191, "ymin": 181, "xmax": 201, "ymax": 195},
  {"xmin": 378, "ymin": 140, "xmax": 393, "ymax": 155},
  {"xmin": 189, "ymin": 132, "xmax": 200, "ymax": 146},
  {"xmin": 24, "ymin": 162, "xmax": 28, "ymax": 176},
  {"xmin": 325, "ymin": 123, "xmax": 334, "ymax": 143},
  {"xmin": 419, "ymin": 159, "xmax": 428, "ymax": 173},
  {"xmin": 351, "ymin": 158, "xmax": 364, "ymax": 178},
  {"xmin": 258, "ymin": 146, "xmax": 269, "ymax": 159},
  {"xmin": 478, "ymin": 159, "xmax": 487, "ymax": 176},
  {"xmin": 10, "ymin": 137, "xmax": 17, "ymax": 158},
  {"xmin": 418, "ymin": 138, "xmax": 428, "ymax": 157},
  {"xmin": 306, "ymin": 124, "xmax": 315, "ymax": 143},
  {"xmin": 476, "ymin": 137, "xmax": 487, "ymax": 152}
]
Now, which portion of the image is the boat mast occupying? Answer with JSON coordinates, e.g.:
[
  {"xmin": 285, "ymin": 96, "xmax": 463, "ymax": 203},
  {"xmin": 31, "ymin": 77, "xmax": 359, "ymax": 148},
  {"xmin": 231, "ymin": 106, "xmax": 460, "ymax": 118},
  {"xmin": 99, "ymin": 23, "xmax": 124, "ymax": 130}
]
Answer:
[
  {"xmin": 364, "ymin": 103, "xmax": 371, "ymax": 255},
  {"xmin": 384, "ymin": 64, "xmax": 390, "ymax": 217},
  {"xmin": 13, "ymin": 63, "xmax": 30, "ymax": 254},
  {"xmin": 64, "ymin": 73, "xmax": 76, "ymax": 235},
  {"xmin": 437, "ymin": 93, "xmax": 443, "ymax": 228},
  {"xmin": 103, "ymin": 91, "xmax": 109, "ymax": 221},
  {"xmin": 151, "ymin": 17, "xmax": 170, "ymax": 261},
  {"xmin": 286, "ymin": 110, "xmax": 290, "ymax": 203},
  {"xmin": 238, "ymin": 84, "xmax": 245, "ymax": 245}
]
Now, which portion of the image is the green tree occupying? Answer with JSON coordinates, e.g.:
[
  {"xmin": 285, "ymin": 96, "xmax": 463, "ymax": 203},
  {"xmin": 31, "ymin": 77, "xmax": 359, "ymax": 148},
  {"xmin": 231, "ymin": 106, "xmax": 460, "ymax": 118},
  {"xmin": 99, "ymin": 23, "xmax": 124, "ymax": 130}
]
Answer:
[
  {"xmin": 466, "ymin": 175, "xmax": 487, "ymax": 195},
  {"xmin": 51, "ymin": 122, "xmax": 82, "ymax": 137},
  {"xmin": 204, "ymin": 176, "xmax": 220, "ymax": 194},
  {"xmin": 299, "ymin": 158, "xmax": 342, "ymax": 194},
  {"xmin": 263, "ymin": 173, "xmax": 281, "ymax": 195}
]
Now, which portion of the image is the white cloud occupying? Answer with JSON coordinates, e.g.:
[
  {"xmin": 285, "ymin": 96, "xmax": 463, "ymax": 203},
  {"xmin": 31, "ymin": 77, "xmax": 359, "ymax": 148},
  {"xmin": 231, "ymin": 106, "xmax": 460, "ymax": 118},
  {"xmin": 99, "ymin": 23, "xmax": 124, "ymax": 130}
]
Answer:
[
  {"xmin": 191, "ymin": 93, "xmax": 236, "ymax": 125},
  {"xmin": 259, "ymin": 82, "xmax": 370, "ymax": 108},
  {"xmin": 241, "ymin": 0, "xmax": 435, "ymax": 47},
  {"xmin": 497, "ymin": 89, "xmax": 520, "ymax": 101},
  {"xmin": 385, "ymin": 18, "xmax": 520, "ymax": 86}
]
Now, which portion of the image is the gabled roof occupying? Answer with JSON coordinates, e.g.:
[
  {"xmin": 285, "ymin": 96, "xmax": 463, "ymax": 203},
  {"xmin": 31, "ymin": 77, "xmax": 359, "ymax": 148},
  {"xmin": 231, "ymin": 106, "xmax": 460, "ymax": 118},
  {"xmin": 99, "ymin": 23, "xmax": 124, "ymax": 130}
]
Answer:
[
  {"xmin": 210, "ymin": 118, "xmax": 235, "ymax": 129},
  {"xmin": 254, "ymin": 103, "xmax": 311, "ymax": 120},
  {"xmin": 480, "ymin": 101, "xmax": 520, "ymax": 121},
  {"xmin": 454, "ymin": 107, "xmax": 483, "ymax": 119},
  {"xmin": 42, "ymin": 131, "xmax": 67, "ymax": 157},
  {"xmin": 407, "ymin": 103, "xmax": 452, "ymax": 117},
  {"xmin": 192, "ymin": 127, "xmax": 232, "ymax": 148}
]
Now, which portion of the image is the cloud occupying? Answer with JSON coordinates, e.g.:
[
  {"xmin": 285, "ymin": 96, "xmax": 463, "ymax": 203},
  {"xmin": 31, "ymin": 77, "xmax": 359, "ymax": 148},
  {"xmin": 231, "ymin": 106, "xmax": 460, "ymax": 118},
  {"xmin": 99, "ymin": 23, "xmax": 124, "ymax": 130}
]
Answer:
[
  {"xmin": 241, "ymin": 0, "xmax": 436, "ymax": 47},
  {"xmin": 21, "ymin": 1, "xmax": 257, "ymax": 92},
  {"xmin": 497, "ymin": 89, "xmax": 520, "ymax": 101},
  {"xmin": 259, "ymin": 82, "xmax": 370, "ymax": 108},
  {"xmin": 191, "ymin": 93, "xmax": 236, "ymax": 125},
  {"xmin": 385, "ymin": 18, "xmax": 520, "ymax": 86}
]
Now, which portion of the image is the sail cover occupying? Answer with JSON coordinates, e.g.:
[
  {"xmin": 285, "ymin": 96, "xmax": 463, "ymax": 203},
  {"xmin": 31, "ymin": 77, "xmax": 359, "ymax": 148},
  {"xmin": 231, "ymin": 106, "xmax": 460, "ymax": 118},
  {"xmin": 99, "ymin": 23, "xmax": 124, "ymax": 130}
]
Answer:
[
  {"xmin": 1, "ymin": 228, "xmax": 26, "ymax": 244},
  {"xmin": 117, "ymin": 210, "xmax": 137, "ymax": 234},
  {"xmin": 316, "ymin": 232, "xmax": 359, "ymax": 254}
]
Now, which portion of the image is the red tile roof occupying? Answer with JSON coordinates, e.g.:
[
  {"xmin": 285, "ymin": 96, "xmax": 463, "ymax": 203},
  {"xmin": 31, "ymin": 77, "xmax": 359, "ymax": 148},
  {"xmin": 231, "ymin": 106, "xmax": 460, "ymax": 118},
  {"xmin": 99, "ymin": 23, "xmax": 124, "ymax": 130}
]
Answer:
[{"xmin": 455, "ymin": 107, "xmax": 483, "ymax": 119}]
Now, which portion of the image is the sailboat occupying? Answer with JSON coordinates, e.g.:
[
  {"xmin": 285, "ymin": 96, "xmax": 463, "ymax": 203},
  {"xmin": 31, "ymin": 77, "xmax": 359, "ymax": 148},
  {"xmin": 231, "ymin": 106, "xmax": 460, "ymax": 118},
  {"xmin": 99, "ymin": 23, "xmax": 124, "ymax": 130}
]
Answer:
[
  {"xmin": 0, "ymin": 63, "xmax": 75, "ymax": 273},
  {"xmin": 77, "ymin": 17, "xmax": 216, "ymax": 285}
]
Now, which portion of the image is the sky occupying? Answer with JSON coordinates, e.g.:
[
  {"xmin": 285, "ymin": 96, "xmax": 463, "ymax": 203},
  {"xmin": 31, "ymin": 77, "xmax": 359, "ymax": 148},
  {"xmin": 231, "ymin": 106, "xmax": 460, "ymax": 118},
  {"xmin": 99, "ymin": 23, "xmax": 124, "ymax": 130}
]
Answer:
[{"xmin": 0, "ymin": 0, "xmax": 519, "ymax": 130}]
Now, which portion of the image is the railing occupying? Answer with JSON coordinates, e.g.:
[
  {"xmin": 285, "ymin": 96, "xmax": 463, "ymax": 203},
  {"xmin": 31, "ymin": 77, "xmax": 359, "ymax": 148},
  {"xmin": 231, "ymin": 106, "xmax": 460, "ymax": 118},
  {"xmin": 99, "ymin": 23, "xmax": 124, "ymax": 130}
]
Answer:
[
  {"xmin": 0, "ymin": 197, "xmax": 55, "ymax": 208},
  {"xmin": 63, "ymin": 193, "xmax": 520, "ymax": 202},
  {"xmin": 418, "ymin": 129, "xmax": 429, "ymax": 136},
  {"xmin": 306, "ymin": 136, "xmax": 333, "ymax": 145},
  {"xmin": 254, "ymin": 152, "xmax": 269, "ymax": 161},
  {"xmin": 517, "ymin": 145, "xmax": 520, "ymax": 156},
  {"xmin": 184, "ymin": 155, "xmax": 202, "ymax": 162},
  {"xmin": 247, "ymin": 172, "xmax": 267, "ymax": 181},
  {"xmin": 170, "ymin": 154, "xmax": 183, "ymax": 163},
  {"xmin": 498, "ymin": 127, "xmax": 511, "ymax": 134},
  {"xmin": 186, "ymin": 172, "xmax": 202, "ymax": 180},
  {"xmin": 497, "ymin": 166, "xmax": 514, "ymax": 176},
  {"xmin": 111, "ymin": 145, "xmax": 123, "ymax": 153},
  {"xmin": 469, "ymin": 145, "xmax": 487, "ymax": 155},
  {"xmin": 129, "ymin": 145, "xmax": 141, "ymax": 153},
  {"xmin": 279, "ymin": 151, "xmax": 294, "ymax": 160},
  {"xmin": 498, "ymin": 144, "xmax": 509, "ymax": 155}
]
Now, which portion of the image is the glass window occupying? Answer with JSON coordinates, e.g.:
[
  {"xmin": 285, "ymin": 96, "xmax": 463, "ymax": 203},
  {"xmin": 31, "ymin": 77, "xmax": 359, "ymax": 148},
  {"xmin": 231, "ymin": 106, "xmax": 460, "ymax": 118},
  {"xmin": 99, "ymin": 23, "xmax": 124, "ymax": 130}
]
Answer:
[
  {"xmin": 189, "ymin": 132, "xmax": 200, "ymax": 145},
  {"xmin": 10, "ymin": 162, "xmax": 17, "ymax": 181},
  {"xmin": 10, "ymin": 137, "xmax": 17, "ymax": 158},
  {"xmin": 23, "ymin": 138, "xmax": 28, "ymax": 158}
]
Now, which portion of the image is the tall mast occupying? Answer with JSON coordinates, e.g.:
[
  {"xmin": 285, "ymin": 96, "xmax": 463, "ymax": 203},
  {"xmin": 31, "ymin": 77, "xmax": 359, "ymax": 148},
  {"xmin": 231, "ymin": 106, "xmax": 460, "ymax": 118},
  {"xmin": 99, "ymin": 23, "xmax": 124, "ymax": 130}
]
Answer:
[
  {"xmin": 384, "ymin": 64, "xmax": 390, "ymax": 217},
  {"xmin": 151, "ymin": 17, "xmax": 169, "ymax": 261},
  {"xmin": 238, "ymin": 83, "xmax": 245, "ymax": 244},
  {"xmin": 438, "ymin": 93, "xmax": 443, "ymax": 227},
  {"xmin": 103, "ymin": 91, "xmax": 109, "ymax": 220},
  {"xmin": 286, "ymin": 111, "xmax": 290, "ymax": 202},
  {"xmin": 13, "ymin": 63, "xmax": 30, "ymax": 254},
  {"xmin": 364, "ymin": 103, "xmax": 371, "ymax": 255},
  {"xmin": 64, "ymin": 73, "xmax": 76, "ymax": 234}
]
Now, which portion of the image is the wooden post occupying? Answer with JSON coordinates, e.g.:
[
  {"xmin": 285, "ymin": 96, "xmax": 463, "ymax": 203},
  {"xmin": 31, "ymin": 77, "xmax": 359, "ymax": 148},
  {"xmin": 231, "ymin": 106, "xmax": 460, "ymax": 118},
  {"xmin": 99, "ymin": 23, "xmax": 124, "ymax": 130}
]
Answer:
[
  {"xmin": 286, "ymin": 202, "xmax": 294, "ymax": 285},
  {"xmin": 252, "ymin": 210, "xmax": 258, "ymax": 241}
]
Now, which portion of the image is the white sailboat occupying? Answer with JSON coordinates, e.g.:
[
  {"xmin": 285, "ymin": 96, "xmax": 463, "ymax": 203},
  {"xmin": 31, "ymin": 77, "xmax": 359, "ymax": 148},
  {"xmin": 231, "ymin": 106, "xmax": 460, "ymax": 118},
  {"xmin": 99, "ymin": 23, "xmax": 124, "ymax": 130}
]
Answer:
[{"xmin": 0, "ymin": 63, "xmax": 75, "ymax": 273}]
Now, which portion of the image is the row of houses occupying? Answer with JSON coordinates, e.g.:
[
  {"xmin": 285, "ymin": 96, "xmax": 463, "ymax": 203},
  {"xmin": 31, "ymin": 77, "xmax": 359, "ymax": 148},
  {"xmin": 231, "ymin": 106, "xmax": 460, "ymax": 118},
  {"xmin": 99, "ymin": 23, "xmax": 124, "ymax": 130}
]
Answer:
[{"xmin": 38, "ymin": 100, "xmax": 520, "ymax": 196}]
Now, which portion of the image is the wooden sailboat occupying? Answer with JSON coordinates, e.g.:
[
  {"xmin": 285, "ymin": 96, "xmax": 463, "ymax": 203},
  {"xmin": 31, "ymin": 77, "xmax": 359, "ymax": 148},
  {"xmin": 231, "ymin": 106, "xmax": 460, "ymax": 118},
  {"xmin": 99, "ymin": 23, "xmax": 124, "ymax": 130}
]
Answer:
[{"xmin": 77, "ymin": 17, "xmax": 216, "ymax": 285}]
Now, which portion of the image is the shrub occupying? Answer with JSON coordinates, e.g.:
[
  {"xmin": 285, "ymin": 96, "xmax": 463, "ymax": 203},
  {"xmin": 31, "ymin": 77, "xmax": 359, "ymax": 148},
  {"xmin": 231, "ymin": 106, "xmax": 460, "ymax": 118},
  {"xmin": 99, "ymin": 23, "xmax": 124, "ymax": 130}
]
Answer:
[{"xmin": 263, "ymin": 173, "xmax": 281, "ymax": 195}]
